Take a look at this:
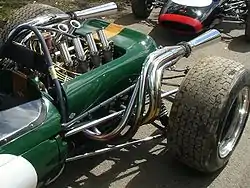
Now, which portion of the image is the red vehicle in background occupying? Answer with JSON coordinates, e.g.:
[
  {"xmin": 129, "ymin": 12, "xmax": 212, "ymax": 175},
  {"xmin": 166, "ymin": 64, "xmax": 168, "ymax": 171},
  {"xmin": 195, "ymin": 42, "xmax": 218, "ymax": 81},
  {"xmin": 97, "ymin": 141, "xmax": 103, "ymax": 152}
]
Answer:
[{"xmin": 132, "ymin": 0, "xmax": 250, "ymax": 38}]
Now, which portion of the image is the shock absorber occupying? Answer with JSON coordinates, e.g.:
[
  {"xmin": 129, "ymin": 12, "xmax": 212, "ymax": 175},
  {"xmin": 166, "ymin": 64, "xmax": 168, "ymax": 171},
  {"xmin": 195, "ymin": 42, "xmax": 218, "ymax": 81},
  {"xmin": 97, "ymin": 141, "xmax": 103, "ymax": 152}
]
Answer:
[{"xmin": 159, "ymin": 100, "xmax": 168, "ymax": 127}]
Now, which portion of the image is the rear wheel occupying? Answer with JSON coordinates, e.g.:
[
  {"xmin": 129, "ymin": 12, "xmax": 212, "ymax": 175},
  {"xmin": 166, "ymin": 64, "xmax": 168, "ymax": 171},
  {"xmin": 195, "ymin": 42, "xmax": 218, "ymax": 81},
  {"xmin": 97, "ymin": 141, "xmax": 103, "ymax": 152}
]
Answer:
[
  {"xmin": 166, "ymin": 56, "xmax": 250, "ymax": 172},
  {"xmin": 131, "ymin": 0, "xmax": 154, "ymax": 19},
  {"xmin": 1, "ymin": 3, "xmax": 64, "ymax": 42}
]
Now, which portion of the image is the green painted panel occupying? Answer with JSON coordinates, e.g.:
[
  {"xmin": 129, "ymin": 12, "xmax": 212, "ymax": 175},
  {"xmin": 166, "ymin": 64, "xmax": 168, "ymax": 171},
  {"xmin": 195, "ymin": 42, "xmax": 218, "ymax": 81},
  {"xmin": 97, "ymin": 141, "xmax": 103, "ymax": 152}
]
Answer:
[
  {"xmin": 22, "ymin": 138, "xmax": 60, "ymax": 180},
  {"xmin": 0, "ymin": 98, "xmax": 61, "ymax": 156},
  {"xmin": 0, "ymin": 18, "xmax": 158, "ymax": 180},
  {"xmin": 64, "ymin": 19, "xmax": 157, "ymax": 115},
  {"xmin": 0, "ymin": 98, "xmax": 64, "ymax": 180},
  {"xmin": 55, "ymin": 135, "xmax": 68, "ymax": 163}
]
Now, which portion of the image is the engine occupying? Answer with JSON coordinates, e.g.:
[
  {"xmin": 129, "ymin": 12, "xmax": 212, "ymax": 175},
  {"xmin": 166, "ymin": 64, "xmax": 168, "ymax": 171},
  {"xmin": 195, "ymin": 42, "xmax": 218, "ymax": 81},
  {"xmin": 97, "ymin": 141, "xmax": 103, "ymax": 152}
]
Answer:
[{"xmin": 23, "ymin": 19, "xmax": 115, "ymax": 83}]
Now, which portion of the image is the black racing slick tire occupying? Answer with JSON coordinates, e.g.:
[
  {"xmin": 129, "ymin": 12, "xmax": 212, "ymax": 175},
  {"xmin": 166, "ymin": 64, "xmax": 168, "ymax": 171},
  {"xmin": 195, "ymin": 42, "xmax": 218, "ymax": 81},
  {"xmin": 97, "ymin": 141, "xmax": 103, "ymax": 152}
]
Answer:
[
  {"xmin": 131, "ymin": 0, "xmax": 153, "ymax": 19},
  {"xmin": 1, "ymin": 3, "xmax": 64, "ymax": 42},
  {"xmin": 167, "ymin": 56, "xmax": 250, "ymax": 173}
]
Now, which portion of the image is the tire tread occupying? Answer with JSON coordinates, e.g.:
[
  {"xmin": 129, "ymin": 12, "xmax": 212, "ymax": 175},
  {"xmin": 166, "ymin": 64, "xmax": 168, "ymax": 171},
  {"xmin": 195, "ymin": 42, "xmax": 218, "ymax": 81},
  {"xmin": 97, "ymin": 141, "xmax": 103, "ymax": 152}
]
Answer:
[
  {"xmin": 1, "ymin": 3, "xmax": 63, "ymax": 41},
  {"xmin": 168, "ymin": 56, "xmax": 246, "ymax": 172}
]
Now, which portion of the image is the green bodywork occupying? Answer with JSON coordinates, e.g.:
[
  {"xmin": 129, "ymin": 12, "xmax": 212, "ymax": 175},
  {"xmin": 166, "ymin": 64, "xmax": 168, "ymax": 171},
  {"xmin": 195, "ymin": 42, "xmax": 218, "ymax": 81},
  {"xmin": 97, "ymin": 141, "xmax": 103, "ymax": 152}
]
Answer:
[
  {"xmin": 0, "ymin": 19, "xmax": 157, "ymax": 181},
  {"xmin": 64, "ymin": 19, "xmax": 157, "ymax": 115}
]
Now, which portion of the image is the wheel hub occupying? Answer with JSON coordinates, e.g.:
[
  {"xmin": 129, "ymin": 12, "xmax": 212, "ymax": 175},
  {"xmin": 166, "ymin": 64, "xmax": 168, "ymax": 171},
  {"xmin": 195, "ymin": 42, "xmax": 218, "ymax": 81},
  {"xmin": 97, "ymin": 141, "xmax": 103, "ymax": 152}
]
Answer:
[{"xmin": 219, "ymin": 87, "xmax": 250, "ymax": 158}]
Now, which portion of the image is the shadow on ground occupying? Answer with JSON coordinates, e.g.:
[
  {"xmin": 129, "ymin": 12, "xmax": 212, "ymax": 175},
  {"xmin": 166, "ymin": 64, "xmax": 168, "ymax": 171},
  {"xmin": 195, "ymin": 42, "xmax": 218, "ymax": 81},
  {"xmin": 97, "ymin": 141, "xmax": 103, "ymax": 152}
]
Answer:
[
  {"xmin": 114, "ymin": 10, "xmax": 250, "ymax": 52},
  {"xmin": 215, "ymin": 21, "xmax": 245, "ymax": 34},
  {"xmin": 215, "ymin": 21, "xmax": 250, "ymax": 53},
  {"xmin": 47, "ymin": 132, "xmax": 220, "ymax": 188},
  {"xmin": 148, "ymin": 25, "xmax": 196, "ymax": 46},
  {"xmin": 223, "ymin": 35, "xmax": 250, "ymax": 53},
  {"xmin": 114, "ymin": 12, "xmax": 195, "ymax": 46}
]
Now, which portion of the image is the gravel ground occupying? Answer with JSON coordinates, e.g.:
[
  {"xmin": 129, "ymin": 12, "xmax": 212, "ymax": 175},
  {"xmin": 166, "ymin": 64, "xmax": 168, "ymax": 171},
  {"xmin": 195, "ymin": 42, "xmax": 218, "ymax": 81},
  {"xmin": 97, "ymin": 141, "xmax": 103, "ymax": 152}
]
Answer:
[{"xmin": 0, "ymin": 0, "xmax": 129, "ymax": 22}]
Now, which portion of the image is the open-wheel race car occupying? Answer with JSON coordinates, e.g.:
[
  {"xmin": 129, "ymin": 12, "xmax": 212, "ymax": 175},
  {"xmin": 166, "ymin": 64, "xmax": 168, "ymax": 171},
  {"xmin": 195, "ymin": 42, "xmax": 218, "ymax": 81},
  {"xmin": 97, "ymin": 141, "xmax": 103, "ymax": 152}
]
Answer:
[
  {"xmin": 0, "ymin": 1, "xmax": 250, "ymax": 188},
  {"xmin": 132, "ymin": 0, "xmax": 250, "ymax": 37}
]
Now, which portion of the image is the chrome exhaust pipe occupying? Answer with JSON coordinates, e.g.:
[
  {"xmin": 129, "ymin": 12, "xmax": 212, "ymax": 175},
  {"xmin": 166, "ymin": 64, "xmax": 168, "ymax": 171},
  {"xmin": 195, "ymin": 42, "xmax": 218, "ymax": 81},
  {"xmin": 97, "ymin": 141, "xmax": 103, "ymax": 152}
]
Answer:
[
  {"xmin": 10, "ymin": 2, "xmax": 117, "ymax": 35},
  {"xmin": 135, "ymin": 29, "xmax": 221, "ymax": 125},
  {"xmin": 61, "ymin": 29, "xmax": 221, "ymax": 141},
  {"xmin": 73, "ymin": 2, "xmax": 118, "ymax": 19},
  {"xmin": 187, "ymin": 29, "xmax": 221, "ymax": 51}
]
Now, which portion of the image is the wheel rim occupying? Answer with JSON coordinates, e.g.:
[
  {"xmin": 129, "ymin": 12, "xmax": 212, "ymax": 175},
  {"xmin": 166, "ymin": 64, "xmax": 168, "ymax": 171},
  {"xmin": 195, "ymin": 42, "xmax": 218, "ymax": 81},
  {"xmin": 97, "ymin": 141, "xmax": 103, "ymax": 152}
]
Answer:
[{"xmin": 218, "ymin": 87, "xmax": 250, "ymax": 158}]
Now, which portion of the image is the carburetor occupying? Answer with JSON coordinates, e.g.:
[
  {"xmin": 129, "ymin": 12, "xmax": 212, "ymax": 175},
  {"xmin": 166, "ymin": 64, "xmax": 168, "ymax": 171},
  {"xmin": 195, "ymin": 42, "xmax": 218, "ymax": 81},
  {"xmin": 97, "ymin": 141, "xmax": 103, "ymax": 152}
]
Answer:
[{"xmin": 28, "ymin": 19, "xmax": 115, "ymax": 83}]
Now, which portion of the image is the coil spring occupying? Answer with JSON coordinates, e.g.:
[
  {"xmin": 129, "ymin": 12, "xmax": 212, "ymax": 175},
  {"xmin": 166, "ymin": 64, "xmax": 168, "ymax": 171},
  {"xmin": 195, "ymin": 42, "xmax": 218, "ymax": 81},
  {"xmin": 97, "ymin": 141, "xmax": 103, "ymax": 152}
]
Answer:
[{"xmin": 159, "ymin": 100, "xmax": 168, "ymax": 118}]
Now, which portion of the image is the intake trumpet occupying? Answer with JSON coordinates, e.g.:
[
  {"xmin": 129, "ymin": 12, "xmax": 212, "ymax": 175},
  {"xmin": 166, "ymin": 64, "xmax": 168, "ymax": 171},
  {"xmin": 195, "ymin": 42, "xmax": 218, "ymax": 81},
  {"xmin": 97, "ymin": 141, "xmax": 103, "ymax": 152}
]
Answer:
[{"xmin": 96, "ymin": 28, "xmax": 113, "ymax": 63}]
